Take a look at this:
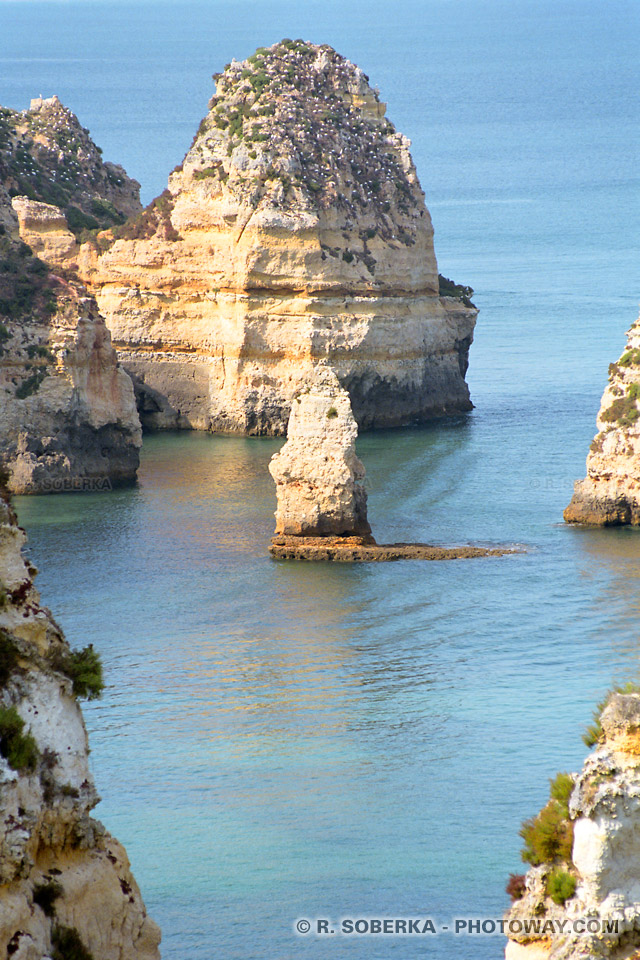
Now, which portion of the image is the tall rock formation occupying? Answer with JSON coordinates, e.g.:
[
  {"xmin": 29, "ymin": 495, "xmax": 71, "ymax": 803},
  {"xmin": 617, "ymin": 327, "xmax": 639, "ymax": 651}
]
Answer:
[
  {"xmin": 0, "ymin": 183, "xmax": 142, "ymax": 494},
  {"xmin": 72, "ymin": 40, "xmax": 477, "ymax": 434},
  {"xmin": 565, "ymin": 310, "xmax": 640, "ymax": 524},
  {"xmin": 505, "ymin": 690, "xmax": 640, "ymax": 960},
  {"xmin": 0, "ymin": 482, "xmax": 160, "ymax": 957},
  {"xmin": 269, "ymin": 364, "xmax": 370, "ymax": 536}
]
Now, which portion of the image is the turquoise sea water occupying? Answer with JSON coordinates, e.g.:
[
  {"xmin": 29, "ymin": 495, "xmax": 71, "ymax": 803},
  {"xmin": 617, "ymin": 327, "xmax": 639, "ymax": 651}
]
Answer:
[{"xmin": 4, "ymin": 0, "xmax": 640, "ymax": 957}]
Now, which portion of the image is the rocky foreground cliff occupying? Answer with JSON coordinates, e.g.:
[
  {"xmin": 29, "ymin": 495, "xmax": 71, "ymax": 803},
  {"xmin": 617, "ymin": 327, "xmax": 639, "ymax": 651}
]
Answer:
[
  {"xmin": 565, "ymin": 309, "xmax": 640, "ymax": 524},
  {"xmin": 53, "ymin": 40, "xmax": 477, "ymax": 434},
  {"xmin": 505, "ymin": 688, "xmax": 640, "ymax": 960},
  {"xmin": 0, "ymin": 482, "xmax": 160, "ymax": 957}
]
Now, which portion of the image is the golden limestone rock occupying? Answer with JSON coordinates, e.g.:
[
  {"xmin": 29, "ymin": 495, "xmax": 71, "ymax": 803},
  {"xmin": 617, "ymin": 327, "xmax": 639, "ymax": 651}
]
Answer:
[
  {"xmin": 71, "ymin": 40, "xmax": 477, "ymax": 433},
  {"xmin": 269, "ymin": 364, "xmax": 370, "ymax": 537},
  {"xmin": 0, "ymin": 187, "xmax": 142, "ymax": 494}
]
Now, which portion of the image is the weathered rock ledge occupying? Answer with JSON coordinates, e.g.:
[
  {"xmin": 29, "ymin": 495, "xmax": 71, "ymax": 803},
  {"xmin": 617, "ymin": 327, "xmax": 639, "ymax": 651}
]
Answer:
[
  {"xmin": 269, "ymin": 534, "xmax": 513, "ymax": 561},
  {"xmin": 565, "ymin": 308, "xmax": 640, "ymax": 525}
]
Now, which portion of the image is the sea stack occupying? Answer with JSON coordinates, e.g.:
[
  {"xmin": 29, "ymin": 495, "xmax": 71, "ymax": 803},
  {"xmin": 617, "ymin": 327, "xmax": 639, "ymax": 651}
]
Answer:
[
  {"xmin": 269, "ymin": 364, "xmax": 370, "ymax": 537},
  {"xmin": 268, "ymin": 364, "xmax": 513, "ymax": 562},
  {"xmin": 73, "ymin": 40, "xmax": 478, "ymax": 434},
  {"xmin": 565, "ymin": 309, "xmax": 640, "ymax": 524},
  {"xmin": 0, "ymin": 483, "xmax": 160, "ymax": 957}
]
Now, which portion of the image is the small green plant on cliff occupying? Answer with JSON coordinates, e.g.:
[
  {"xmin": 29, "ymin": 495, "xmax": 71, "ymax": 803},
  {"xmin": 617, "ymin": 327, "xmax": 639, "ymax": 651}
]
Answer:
[
  {"xmin": 59, "ymin": 645, "xmax": 104, "ymax": 700},
  {"xmin": 51, "ymin": 925, "xmax": 95, "ymax": 960},
  {"xmin": 619, "ymin": 348, "xmax": 640, "ymax": 368},
  {"xmin": 15, "ymin": 367, "xmax": 49, "ymax": 399},
  {"xmin": 0, "ymin": 631, "xmax": 18, "ymax": 688},
  {"xmin": 33, "ymin": 880, "xmax": 63, "ymax": 917},
  {"xmin": 583, "ymin": 681, "xmax": 640, "ymax": 747},
  {"xmin": 0, "ymin": 705, "xmax": 39, "ymax": 771},
  {"xmin": 326, "ymin": 406, "xmax": 338, "ymax": 419},
  {"xmin": 546, "ymin": 869, "xmax": 576, "ymax": 905},
  {"xmin": 600, "ymin": 393, "xmax": 640, "ymax": 428},
  {"xmin": 520, "ymin": 772, "xmax": 574, "ymax": 866}
]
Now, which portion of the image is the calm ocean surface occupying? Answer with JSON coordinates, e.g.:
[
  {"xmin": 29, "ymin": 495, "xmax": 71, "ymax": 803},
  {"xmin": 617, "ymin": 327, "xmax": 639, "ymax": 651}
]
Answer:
[{"xmin": 4, "ymin": 0, "xmax": 640, "ymax": 956}]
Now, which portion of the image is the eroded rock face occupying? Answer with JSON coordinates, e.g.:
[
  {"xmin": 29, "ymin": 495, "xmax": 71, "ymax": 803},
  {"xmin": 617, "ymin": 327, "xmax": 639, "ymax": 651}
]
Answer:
[
  {"xmin": 565, "ymin": 310, "xmax": 640, "ymax": 524},
  {"xmin": 74, "ymin": 40, "xmax": 477, "ymax": 434},
  {"xmin": 0, "ymin": 188, "xmax": 142, "ymax": 494},
  {"xmin": 0, "ymin": 486, "xmax": 160, "ymax": 958},
  {"xmin": 268, "ymin": 365, "xmax": 370, "ymax": 536},
  {"xmin": 505, "ymin": 693, "xmax": 640, "ymax": 960}
]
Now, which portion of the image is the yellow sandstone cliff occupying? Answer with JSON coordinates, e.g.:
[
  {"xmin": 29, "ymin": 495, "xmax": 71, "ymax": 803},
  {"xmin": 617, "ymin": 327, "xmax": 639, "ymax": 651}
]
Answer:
[{"xmin": 65, "ymin": 40, "xmax": 478, "ymax": 433}]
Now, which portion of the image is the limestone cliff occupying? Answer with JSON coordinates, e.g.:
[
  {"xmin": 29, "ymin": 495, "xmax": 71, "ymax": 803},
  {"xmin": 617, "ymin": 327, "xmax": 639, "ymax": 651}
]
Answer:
[
  {"xmin": 269, "ymin": 364, "xmax": 370, "ymax": 536},
  {"xmin": 0, "ymin": 96, "xmax": 141, "ymax": 235},
  {"xmin": 505, "ymin": 690, "xmax": 640, "ymax": 960},
  {"xmin": 565, "ymin": 309, "xmax": 640, "ymax": 524},
  {"xmin": 0, "ymin": 483, "xmax": 160, "ymax": 958},
  {"xmin": 0, "ymin": 188, "xmax": 142, "ymax": 494},
  {"xmin": 71, "ymin": 40, "xmax": 477, "ymax": 434}
]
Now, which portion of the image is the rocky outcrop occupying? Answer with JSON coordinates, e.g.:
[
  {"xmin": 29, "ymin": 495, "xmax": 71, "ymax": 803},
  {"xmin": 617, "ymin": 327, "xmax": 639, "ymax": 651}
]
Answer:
[
  {"xmin": 0, "ymin": 483, "xmax": 160, "ymax": 958},
  {"xmin": 565, "ymin": 310, "xmax": 640, "ymax": 524},
  {"xmin": 69, "ymin": 40, "xmax": 477, "ymax": 434},
  {"xmin": 268, "ymin": 364, "xmax": 370, "ymax": 536},
  {"xmin": 0, "ymin": 188, "xmax": 142, "ymax": 494},
  {"xmin": 0, "ymin": 96, "xmax": 141, "ymax": 233},
  {"xmin": 268, "ymin": 363, "xmax": 514, "ymax": 561},
  {"xmin": 504, "ymin": 690, "xmax": 640, "ymax": 960}
]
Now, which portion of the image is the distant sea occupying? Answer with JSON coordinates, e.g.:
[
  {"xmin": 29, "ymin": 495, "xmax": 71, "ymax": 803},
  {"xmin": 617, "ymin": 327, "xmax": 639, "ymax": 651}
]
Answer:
[{"xmin": 4, "ymin": 1, "xmax": 640, "ymax": 958}]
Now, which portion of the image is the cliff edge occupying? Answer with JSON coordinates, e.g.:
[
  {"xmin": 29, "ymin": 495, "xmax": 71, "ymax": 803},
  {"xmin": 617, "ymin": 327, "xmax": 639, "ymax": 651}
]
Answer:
[
  {"xmin": 505, "ymin": 688, "xmax": 640, "ymax": 960},
  {"xmin": 0, "ymin": 481, "xmax": 160, "ymax": 957}
]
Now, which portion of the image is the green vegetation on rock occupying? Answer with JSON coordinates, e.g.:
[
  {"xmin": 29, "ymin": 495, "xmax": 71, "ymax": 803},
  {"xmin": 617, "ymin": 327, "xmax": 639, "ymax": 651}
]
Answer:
[
  {"xmin": 520, "ymin": 771, "xmax": 574, "ymax": 866},
  {"xmin": 0, "ymin": 704, "xmax": 39, "ymax": 771}
]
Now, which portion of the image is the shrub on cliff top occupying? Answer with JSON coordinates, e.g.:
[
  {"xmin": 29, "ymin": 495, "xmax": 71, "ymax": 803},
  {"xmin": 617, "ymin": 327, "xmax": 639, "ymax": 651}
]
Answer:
[
  {"xmin": 520, "ymin": 772, "xmax": 574, "ymax": 866},
  {"xmin": 0, "ymin": 705, "xmax": 39, "ymax": 771}
]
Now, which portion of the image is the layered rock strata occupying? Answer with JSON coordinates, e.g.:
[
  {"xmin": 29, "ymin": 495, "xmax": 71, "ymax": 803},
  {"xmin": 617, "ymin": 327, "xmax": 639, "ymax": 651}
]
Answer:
[
  {"xmin": 71, "ymin": 40, "xmax": 477, "ymax": 433},
  {"xmin": 565, "ymin": 310, "xmax": 640, "ymax": 524},
  {"xmin": 268, "ymin": 364, "xmax": 370, "ymax": 536},
  {"xmin": 0, "ymin": 188, "xmax": 142, "ymax": 494},
  {"xmin": 505, "ymin": 691, "xmax": 640, "ymax": 960},
  {"xmin": 0, "ymin": 484, "xmax": 161, "ymax": 957}
]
